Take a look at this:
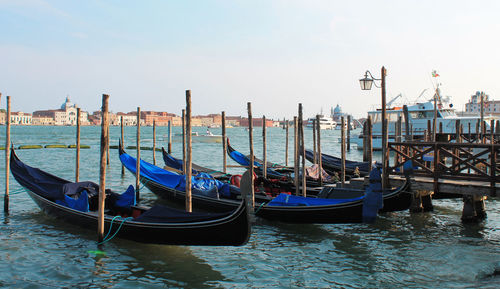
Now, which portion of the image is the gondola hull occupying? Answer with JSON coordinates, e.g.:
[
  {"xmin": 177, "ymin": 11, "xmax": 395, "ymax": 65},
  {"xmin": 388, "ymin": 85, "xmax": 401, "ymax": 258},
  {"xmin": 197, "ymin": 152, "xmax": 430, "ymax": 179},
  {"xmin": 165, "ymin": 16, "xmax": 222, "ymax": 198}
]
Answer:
[
  {"xmin": 11, "ymin": 150, "xmax": 250, "ymax": 246},
  {"xmin": 26, "ymin": 189, "xmax": 250, "ymax": 245},
  {"xmin": 120, "ymin": 147, "xmax": 412, "ymax": 224}
]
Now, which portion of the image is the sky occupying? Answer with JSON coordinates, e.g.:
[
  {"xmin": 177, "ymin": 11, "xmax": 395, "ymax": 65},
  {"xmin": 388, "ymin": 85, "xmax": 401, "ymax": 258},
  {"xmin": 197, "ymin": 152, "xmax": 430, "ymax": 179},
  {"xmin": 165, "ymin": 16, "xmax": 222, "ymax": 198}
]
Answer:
[{"xmin": 1, "ymin": 0, "xmax": 499, "ymax": 119}]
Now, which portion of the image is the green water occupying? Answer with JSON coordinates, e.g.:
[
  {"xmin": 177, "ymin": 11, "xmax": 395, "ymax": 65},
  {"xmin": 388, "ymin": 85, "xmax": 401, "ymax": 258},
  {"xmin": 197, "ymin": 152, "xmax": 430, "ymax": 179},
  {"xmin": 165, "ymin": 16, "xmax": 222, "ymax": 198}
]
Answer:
[{"xmin": 0, "ymin": 125, "xmax": 499, "ymax": 288}]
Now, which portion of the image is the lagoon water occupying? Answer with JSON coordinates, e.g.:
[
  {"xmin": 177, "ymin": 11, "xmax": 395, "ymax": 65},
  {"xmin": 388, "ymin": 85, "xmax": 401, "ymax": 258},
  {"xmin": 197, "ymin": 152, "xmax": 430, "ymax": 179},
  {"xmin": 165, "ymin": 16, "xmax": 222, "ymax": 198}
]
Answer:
[{"xmin": 0, "ymin": 125, "xmax": 499, "ymax": 288}]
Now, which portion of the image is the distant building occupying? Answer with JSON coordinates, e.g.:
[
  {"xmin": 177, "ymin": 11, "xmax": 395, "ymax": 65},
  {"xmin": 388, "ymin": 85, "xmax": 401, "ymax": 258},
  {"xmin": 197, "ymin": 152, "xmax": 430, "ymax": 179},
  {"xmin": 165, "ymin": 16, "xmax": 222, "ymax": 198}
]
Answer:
[
  {"xmin": 240, "ymin": 117, "xmax": 274, "ymax": 127},
  {"xmin": 464, "ymin": 91, "xmax": 500, "ymax": 116},
  {"xmin": 32, "ymin": 116, "xmax": 54, "ymax": 125},
  {"xmin": 33, "ymin": 97, "xmax": 89, "ymax": 125},
  {"xmin": 10, "ymin": 112, "xmax": 32, "ymax": 125}
]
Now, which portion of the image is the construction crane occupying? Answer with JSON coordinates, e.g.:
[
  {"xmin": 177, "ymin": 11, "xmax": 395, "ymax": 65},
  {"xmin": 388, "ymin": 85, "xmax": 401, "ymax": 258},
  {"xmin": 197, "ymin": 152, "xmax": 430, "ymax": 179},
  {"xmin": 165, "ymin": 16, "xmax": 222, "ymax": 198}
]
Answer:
[{"xmin": 386, "ymin": 93, "xmax": 402, "ymax": 108}]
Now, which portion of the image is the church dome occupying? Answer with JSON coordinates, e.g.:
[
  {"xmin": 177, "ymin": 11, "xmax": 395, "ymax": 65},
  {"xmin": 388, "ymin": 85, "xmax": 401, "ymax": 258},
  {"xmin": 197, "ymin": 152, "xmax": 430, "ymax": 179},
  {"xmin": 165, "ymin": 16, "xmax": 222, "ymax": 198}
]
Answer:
[
  {"xmin": 333, "ymin": 104, "xmax": 342, "ymax": 114},
  {"xmin": 61, "ymin": 96, "xmax": 74, "ymax": 110}
]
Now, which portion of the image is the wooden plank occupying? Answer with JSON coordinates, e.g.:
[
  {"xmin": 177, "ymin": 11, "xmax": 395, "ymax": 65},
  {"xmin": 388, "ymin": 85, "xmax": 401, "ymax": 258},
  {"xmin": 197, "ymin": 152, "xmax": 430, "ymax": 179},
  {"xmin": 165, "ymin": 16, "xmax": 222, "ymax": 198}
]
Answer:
[
  {"xmin": 262, "ymin": 115, "xmax": 267, "ymax": 179},
  {"xmin": 153, "ymin": 119, "xmax": 156, "ymax": 165},
  {"xmin": 121, "ymin": 116, "xmax": 124, "ymax": 175}
]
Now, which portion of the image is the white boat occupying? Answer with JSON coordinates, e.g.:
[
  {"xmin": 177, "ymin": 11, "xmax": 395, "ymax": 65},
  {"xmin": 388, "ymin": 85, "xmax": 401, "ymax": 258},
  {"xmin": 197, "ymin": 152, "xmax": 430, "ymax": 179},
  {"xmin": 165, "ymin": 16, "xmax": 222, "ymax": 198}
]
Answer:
[
  {"xmin": 172, "ymin": 131, "xmax": 223, "ymax": 143},
  {"xmin": 352, "ymin": 87, "xmax": 497, "ymax": 150},
  {"xmin": 306, "ymin": 115, "xmax": 337, "ymax": 130}
]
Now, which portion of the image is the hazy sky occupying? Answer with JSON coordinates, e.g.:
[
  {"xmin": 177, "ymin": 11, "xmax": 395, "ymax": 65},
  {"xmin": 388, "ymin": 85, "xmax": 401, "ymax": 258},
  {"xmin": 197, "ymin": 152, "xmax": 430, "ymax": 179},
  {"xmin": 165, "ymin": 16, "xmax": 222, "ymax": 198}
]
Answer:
[{"xmin": 1, "ymin": 0, "xmax": 499, "ymax": 119}]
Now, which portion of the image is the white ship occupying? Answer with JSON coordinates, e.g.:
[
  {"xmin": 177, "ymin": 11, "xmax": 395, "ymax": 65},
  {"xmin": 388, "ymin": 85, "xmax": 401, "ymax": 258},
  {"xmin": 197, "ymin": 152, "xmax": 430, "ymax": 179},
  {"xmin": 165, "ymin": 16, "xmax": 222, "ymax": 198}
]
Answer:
[
  {"xmin": 306, "ymin": 115, "xmax": 337, "ymax": 130},
  {"xmin": 352, "ymin": 87, "xmax": 496, "ymax": 150}
]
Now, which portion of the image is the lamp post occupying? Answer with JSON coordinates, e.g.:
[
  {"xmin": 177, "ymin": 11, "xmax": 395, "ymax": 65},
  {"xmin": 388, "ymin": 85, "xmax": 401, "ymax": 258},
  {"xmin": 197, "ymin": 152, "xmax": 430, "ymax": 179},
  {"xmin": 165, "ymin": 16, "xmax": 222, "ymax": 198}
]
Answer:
[{"xmin": 360, "ymin": 66, "xmax": 388, "ymax": 189}]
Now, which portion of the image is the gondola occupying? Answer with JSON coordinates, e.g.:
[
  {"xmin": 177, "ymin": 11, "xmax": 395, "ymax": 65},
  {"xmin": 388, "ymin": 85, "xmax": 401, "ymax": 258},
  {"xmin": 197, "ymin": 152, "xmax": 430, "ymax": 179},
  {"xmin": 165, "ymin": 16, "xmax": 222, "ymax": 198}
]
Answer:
[
  {"xmin": 226, "ymin": 139, "xmax": 335, "ymax": 189},
  {"xmin": 162, "ymin": 147, "xmax": 296, "ymax": 196},
  {"xmin": 120, "ymin": 146, "xmax": 412, "ymax": 223},
  {"xmin": 10, "ymin": 149, "xmax": 250, "ymax": 246},
  {"xmin": 162, "ymin": 147, "xmax": 229, "ymax": 181},
  {"xmin": 304, "ymin": 149, "xmax": 377, "ymax": 177}
]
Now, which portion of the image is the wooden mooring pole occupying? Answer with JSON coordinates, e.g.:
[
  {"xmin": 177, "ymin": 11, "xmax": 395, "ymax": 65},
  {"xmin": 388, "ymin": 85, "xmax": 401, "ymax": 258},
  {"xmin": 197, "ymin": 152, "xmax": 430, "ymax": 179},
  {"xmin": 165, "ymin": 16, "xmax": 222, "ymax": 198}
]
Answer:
[
  {"xmin": 106, "ymin": 124, "xmax": 110, "ymax": 165},
  {"xmin": 97, "ymin": 94, "xmax": 109, "ymax": 243},
  {"xmin": 262, "ymin": 115, "xmax": 267, "ymax": 179},
  {"xmin": 285, "ymin": 120, "xmax": 289, "ymax": 166},
  {"xmin": 76, "ymin": 108, "xmax": 81, "ymax": 182},
  {"xmin": 316, "ymin": 114, "xmax": 323, "ymax": 186},
  {"xmin": 222, "ymin": 111, "xmax": 227, "ymax": 174},
  {"xmin": 347, "ymin": 115, "xmax": 351, "ymax": 152},
  {"xmin": 247, "ymin": 102, "xmax": 255, "ymax": 208},
  {"xmin": 293, "ymin": 116, "xmax": 299, "ymax": 196},
  {"xmin": 299, "ymin": 104, "xmax": 306, "ymax": 197},
  {"xmin": 312, "ymin": 119, "xmax": 317, "ymax": 164},
  {"xmin": 185, "ymin": 91, "xmax": 192, "ymax": 212},
  {"xmin": 341, "ymin": 116, "xmax": 346, "ymax": 186},
  {"xmin": 182, "ymin": 109, "xmax": 186, "ymax": 174},
  {"xmin": 136, "ymin": 107, "xmax": 141, "ymax": 201},
  {"xmin": 152, "ymin": 119, "xmax": 156, "ymax": 165},
  {"xmin": 4, "ymin": 95, "xmax": 10, "ymax": 213},
  {"xmin": 168, "ymin": 120, "xmax": 172, "ymax": 154},
  {"xmin": 121, "ymin": 116, "xmax": 124, "ymax": 175}
]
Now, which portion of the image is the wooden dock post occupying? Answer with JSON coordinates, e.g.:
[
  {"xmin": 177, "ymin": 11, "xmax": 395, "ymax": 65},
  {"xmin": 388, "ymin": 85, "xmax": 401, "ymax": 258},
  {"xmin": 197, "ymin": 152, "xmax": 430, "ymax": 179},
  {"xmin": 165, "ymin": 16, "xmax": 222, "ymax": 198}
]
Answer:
[
  {"xmin": 380, "ymin": 66, "xmax": 388, "ymax": 189},
  {"xmin": 247, "ymin": 102, "xmax": 255, "ymax": 208},
  {"xmin": 496, "ymin": 120, "xmax": 500, "ymax": 142},
  {"xmin": 120, "ymin": 116, "xmax": 124, "ymax": 175},
  {"xmin": 4, "ymin": 95, "xmax": 10, "ymax": 213},
  {"xmin": 403, "ymin": 105, "xmax": 410, "ymax": 141},
  {"xmin": 222, "ymin": 111, "xmax": 227, "ymax": 174},
  {"xmin": 298, "ymin": 103, "xmax": 306, "ymax": 197},
  {"xmin": 76, "ymin": 108, "xmax": 81, "ymax": 182},
  {"xmin": 106, "ymin": 124, "xmax": 110, "ymax": 165},
  {"xmin": 168, "ymin": 120, "xmax": 172, "ymax": 154},
  {"xmin": 262, "ymin": 115, "xmax": 267, "ymax": 179},
  {"xmin": 152, "ymin": 119, "xmax": 156, "ymax": 165},
  {"xmin": 293, "ymin": 116, "xmax": 299, "ymax": 196},
  {"xmin": 316, "ymin": 114, "xmax": 323, "ymax": 186},
  {"xmin": 182, "ymin": 109, "xmax": 186, "ymax": 174},
  {"xmin": 347, "ymin": 115, "xmax": 351, "ymax": 152},
  {"xmin": 366, "ymin": 116, "xmax": 373, "ymax": 166},
  {"xmin": 136, "ymin": 107, "xmax": 141, "ymax": 201},
  {"xmin": 341, "ymin": 116, "xmax": 346, "ymax": 186},
  {"xmin": 186, "ymin": 91, "xmax": 192, "ymax": 212},
  {"xmin": 312, "ymin": 119, "xmax": 317, "ymax": 164},
  {"xmin": 490, "ymin": 119, "xmax": 496, "ymax": 197},
  {"xmin": 285, "ymin": 120, "xmax": 289, "ymax": 166},
  {"xmin": 97, "ymin": 94, "xmax": 109, "ymax": 243}
]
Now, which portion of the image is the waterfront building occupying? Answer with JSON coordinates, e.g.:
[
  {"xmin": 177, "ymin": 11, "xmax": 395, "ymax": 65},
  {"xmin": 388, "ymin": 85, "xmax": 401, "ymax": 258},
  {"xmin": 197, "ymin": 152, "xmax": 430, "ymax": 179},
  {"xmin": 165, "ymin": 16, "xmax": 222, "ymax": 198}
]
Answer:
[
  {"xmin": 10, "ymin": 112, "xmax": 32, "ymax": 125},
  {"xmin": 33, "ymin": 97, "xmax": 89, "ymax": 125},
  {"xmin": 464, "ymin": 91, "xmax": 500, "ymax": 116}
]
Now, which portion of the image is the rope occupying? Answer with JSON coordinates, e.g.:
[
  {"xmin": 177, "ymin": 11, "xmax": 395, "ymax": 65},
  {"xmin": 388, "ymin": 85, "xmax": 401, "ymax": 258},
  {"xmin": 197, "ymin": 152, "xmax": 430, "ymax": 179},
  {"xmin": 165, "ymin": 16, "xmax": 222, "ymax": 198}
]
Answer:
[
  {"xmin": 254, "ymin": 201, "xmax": 268, "ymax": 214},
  {"xmin": 138, "ymin": 178, "xmax": 150, "ymax": 191},
  {"xmin": 96, "ymin": 215, "xmax": 133, "ymax": 245}
]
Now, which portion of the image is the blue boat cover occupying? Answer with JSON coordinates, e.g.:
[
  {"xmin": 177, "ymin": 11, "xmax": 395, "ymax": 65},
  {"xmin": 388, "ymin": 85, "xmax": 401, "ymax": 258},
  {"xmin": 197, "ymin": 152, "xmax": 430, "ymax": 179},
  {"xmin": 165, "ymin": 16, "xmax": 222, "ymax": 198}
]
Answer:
[
  {"xmin": 120, "ymin": 151, "xmax": 239, "ymax": 198},
  {"xmin": 56, "ymin": 190, "xmax": 89, "ymax": 212},
  {"xmin": 362, "ymin": 168, "xmax": 384, "ymax": 222},
  {"xmin": 267, "ymin": 193, "xmax": 364, "ymax": 207},
  {"xmin": 228, "ymin": 147, "xmax": 284, "ymax": 178},
  {"xmin": 115, "ymin": 185, "xmax": 136, "ymax": 208}
]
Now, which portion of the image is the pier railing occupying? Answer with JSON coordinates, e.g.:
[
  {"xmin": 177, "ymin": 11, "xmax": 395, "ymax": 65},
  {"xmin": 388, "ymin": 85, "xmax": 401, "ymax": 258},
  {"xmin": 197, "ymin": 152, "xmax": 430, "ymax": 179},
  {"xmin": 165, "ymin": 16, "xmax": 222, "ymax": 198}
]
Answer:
[{"xmin": 388, "ymin": 141, "xmax": 500, "ymax": 196}]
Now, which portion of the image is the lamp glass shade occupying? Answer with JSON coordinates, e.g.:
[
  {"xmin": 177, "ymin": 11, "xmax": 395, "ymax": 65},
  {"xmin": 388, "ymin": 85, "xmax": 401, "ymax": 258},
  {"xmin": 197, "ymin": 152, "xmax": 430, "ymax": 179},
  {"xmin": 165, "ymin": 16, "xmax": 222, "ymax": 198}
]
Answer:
[{"xmin": 359, "ymin": 77, "xmax": 373, "ymax": 90}]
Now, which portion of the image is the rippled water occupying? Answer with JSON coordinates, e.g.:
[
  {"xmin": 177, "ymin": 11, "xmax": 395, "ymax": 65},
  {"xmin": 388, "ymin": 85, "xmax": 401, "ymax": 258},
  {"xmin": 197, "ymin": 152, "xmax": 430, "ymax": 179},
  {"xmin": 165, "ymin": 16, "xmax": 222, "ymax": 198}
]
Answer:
[{"xmin": 0, "ymin": 125, "xmax": 499, "ymax": 288}]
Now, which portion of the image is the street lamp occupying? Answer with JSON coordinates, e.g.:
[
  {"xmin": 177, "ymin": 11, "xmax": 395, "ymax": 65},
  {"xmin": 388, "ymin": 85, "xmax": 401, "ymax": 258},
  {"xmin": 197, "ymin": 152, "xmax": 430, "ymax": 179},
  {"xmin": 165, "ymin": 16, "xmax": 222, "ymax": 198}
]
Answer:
[
  {"xmin": 360, "ymin": 67, "xmax": 388, "ymax": 189},
  {"xmin": 359, "ymin": 71, "xmax": 380, "ymax": 91}
]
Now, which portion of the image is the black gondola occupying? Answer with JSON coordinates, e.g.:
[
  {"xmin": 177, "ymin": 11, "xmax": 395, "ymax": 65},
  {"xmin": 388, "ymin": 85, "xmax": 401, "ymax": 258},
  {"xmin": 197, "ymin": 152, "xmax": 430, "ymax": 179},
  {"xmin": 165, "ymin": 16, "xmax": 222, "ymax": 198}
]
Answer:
[
  {"xmin": 10, "ymin": 149, "xmax": 250, "ymax": 246},
  {"xmin": 304, "ymin": 149, "xmax": 377, "ymax": 177},
  {"xmin": 120, "ymin": 145, "xmax": 412, "ymax": 223},
  {"xmin": 162, "ymin": 147, "xmax": 229, "ymax": 181}
]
